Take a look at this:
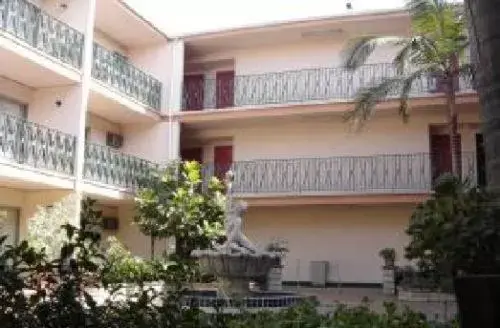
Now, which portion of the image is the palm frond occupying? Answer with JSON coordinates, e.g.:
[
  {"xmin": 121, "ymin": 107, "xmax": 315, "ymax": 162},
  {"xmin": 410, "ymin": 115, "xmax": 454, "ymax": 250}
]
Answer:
[
  {"xmin": 342, "ymin": 36, "xmax": 409, "ymax": 70},
  {"xmin": 343, "ymin": 77, "xmax": 404, "ymax": 124},
  {"xmin": 398, "ymin": 66, "xmax": 439, "ymax": 121}
]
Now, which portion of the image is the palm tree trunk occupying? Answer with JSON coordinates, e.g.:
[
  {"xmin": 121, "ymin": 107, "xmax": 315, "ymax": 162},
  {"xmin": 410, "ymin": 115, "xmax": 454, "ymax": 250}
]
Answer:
[
  {"xmin": 448, "ymin": 55, "xmax": 462, "ymax": 177},
  {"xmin": 466, "ymin": 0, "xmax": 500, "ymax": 196}
]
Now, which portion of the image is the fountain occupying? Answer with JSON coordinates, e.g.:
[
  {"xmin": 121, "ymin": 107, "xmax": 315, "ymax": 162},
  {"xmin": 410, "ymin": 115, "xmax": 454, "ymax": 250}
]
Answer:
[{"xmin": 189, "ymin": 171, "xmax": 309, "ymax": 309}]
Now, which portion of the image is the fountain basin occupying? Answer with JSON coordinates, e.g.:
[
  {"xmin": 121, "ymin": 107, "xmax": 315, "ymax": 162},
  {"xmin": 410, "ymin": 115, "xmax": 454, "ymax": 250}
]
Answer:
[
  {"xmin": 192, "ymin": 249, "xmax": 280, "ymax": 295},
  {"xmin": 192, "ymin": 250, "xmax": 279, "ymax": 279}
]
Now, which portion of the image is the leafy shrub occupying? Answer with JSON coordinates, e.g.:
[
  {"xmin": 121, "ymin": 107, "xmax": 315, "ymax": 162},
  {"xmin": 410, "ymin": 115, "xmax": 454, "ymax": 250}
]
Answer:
[
  {"xmin": 27, "ymin": 193, "xmax": 79, "ymax": 260},
  {"xmin": 405, "ymin": 174, "xmax": 500, "ymax": 283}
]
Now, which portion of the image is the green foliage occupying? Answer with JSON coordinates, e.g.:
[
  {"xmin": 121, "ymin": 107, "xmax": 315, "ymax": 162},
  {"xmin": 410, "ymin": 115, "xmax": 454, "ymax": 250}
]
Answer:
[
  {"xmin": 342, "ymin": 0, "xmax": 470, "ymax": 124},
  {"xmin": 135, "ymin": 161, "xmax": 225, "ymax": 259},
  {"xmin": 27, "ymin": 193, "xmax": 79, "ymax": 260},
  {"xmin": 102, "ymin": 236, "xmax": 180, "ymax": 284},
  {"xmin": 405, "ymin": 174, "xmax": 500, "ymax": 282}
]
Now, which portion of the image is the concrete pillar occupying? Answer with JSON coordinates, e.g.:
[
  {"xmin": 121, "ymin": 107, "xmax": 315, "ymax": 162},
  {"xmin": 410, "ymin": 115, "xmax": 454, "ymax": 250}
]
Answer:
[
  {"xmin": 166, "ymin": 38, "xmax": 185, "ymax": 162},
  {"xmin": 72, "ymin": 0, "xmax": 96, "ymax": 226}
]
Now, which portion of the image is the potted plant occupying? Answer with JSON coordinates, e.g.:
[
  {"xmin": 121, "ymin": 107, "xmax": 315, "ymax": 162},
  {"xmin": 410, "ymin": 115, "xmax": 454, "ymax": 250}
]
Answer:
[
  {"xmin": 378, "ymin": 247, "xmax": 396, "ymax": 295},
  {"xmin": 379, "ymin": 248, "xmax": 396, "ymax": 268},
  {"xmin": 265, "ymin": 238, "xmax": 289, "ymax": 291},
  {"xmin": 405, "ymin": 174, "xmax": 500, "ymax": 328}
]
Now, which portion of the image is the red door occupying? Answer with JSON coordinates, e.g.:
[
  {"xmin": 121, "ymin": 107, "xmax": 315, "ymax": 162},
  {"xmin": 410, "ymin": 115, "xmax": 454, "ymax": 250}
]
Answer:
[
  {"xmin": 181, "ymin": 147, "xmax": 203, "ymax": 163},
  {"xmin": 430, "ymin": 134, "xmax": 461, "ymax": 181},
  {"xmin": 214, "ymin": 145, "xmax": 233, "ymax": 180},
  {"xmin": 183, "ymin": 75, "xmax": 204, "ymax": 111},
  {"xmin": 216, "ymin": 71, "xmax": 235, "ymax": 109}
]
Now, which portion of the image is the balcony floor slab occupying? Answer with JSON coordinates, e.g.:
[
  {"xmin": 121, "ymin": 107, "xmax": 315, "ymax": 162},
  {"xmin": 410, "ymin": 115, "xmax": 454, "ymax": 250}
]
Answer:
[
  {"xmin": 89, "ymin": 81, "xmax": 161, "ymax": 123},
  {"xmin": 0, "ymin": 32, "xmax": 81, "ymax": 88},
  {"xmin": 0, "ymin": 160, "xmax": 75, "ymax": 190}
]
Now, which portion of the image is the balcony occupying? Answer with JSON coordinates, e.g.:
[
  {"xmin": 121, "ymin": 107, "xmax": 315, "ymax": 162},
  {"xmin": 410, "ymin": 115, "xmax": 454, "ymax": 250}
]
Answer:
[
  {"xmin": 202, "ymin": 152, "xmax": 480, "ymax": 197},
  {"xmin": 83, "ymin": 143, "xmax": 158, "ymax": 191},
  {"xmin": 0, "ymin": 0, "xmax": 84, "ymax": 69},
  {"xmin": 182, "ymin": 63, "xmax": 474, "ymax": 111},
  {"xmin": 91, "ymin": 43, "xmax": 162, "ymax": 111},
  {"xmin": 0, "ymin": 112, "xmax": 76, "ymax": 187}
]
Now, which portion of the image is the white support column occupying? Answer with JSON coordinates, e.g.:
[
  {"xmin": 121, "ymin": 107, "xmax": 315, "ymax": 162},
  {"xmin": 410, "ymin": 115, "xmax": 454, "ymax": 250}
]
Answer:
[
  {"xmin": 72, "ymin": 0, "xmax": 97, "ymax": 226},
  {"xmin": 167, "ymin": 38, "xmax": 185, "ymax": 162}
]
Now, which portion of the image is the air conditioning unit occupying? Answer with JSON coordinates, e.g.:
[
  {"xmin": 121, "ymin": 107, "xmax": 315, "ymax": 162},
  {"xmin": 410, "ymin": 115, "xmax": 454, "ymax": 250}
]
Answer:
[
  {"xmin": 106, "ymin": 132, "xmax": 124, "ymax": 149},
  {"xmin": 102, "ymin": 217, "xmax": 119, "ymax": 231},
  {"xmin": 310, "ymin": 261, "xmax": 329, "ymax": 287}
]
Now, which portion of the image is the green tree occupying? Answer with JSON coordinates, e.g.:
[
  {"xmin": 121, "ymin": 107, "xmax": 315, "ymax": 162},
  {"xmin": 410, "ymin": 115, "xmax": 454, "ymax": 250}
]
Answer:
[
  {"xmin": 342, "ymin": 0, "xmax": 472, "ymax": 175},
  {"xmin": 27, "ymin": 193, "xmax": 79, "ymax": 260},
  {"xmin": 134, "ymin": 161, "xmax": 225, "ymax": 259}
]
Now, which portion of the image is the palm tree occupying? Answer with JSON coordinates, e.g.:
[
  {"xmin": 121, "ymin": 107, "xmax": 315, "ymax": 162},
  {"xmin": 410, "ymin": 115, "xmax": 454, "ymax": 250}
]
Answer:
[
  {"xmin": 342, "ymin": 0, "xmax": 472, "ymax": 176},
  {"xmin": 465, "ymin": 0, "xmax": 500, "ymax": 196}
]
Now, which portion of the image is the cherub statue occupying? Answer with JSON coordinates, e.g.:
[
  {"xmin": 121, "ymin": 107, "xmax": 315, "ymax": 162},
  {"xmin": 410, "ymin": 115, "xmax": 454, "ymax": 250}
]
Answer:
[{"xmin": 214, "ymin": 171, "xmax": 258, "ymax": 254}]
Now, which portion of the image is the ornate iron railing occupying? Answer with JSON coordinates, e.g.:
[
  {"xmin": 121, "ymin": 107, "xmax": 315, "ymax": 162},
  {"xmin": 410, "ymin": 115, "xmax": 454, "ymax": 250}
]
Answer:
[
  {"xmin": 92, "ymin": 43, "xmax": 163, "ymax": 111},
  {"xmin": 0, "ymin": 0, "xmax": 84, "ymax": 68},
  {"xmin": 84, "ymin": 143, "xmax": 159, "ymax": 190},
  {"xmin": 201, "ymin": 152, "xmax": 479, "ymax": 195},
  {"xmin": 183, "ymin": 63, "xmax": 475, "ymax": 111},
  {"xmin": 0, "ymin": 113, "xmax": 76, "ymax": 175}
]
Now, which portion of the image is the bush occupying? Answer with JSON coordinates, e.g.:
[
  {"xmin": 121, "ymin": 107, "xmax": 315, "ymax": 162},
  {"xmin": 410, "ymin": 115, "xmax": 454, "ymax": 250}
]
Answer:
[{"xmin": 405, "ymin": 174, "xmax": 500, "ymax": 284}]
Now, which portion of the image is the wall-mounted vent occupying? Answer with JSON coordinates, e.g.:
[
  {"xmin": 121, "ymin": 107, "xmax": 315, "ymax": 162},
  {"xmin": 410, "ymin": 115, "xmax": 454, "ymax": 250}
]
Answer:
[{"xmin": 106, "ymin": 132, "xmax": 124, "ymax": 149}]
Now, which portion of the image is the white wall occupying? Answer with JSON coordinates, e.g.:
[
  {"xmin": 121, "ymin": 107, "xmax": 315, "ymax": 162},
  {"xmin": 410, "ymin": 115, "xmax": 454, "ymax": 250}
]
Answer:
[
  {"xmin": 87, "ymin": 113, "xmax": 121, "ymax": 145},
  {"xmin": 121, "ymin": 122, "xmax": 170, "ymax": 163},
  {"xmin": 93, "ymin": 29, "xmax": 128, "ymax": 54},
  {"xmin": 0, "ymin": 77, "xmax": 33, "ymax": 104},
  {"xmin": 189, "ymin": 109, "xmax": 481, "ymax": 162},
  {"xmin": 245, "ymin": 204, "xmax": 413, "ymax": 284},
  {"xmin": 31, "ymin": 0, "xmax": 91, "ymax": 33},
  {"xmin": 28, "ymin": 85, "xmax": 83, "ymax": 136}
]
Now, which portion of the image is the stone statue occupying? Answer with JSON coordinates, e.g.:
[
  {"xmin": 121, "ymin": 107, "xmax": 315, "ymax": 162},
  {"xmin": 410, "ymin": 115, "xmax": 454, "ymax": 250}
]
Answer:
[{"xmin": 214, "ymin": 171, "xmax": 259, "ymax": 254}]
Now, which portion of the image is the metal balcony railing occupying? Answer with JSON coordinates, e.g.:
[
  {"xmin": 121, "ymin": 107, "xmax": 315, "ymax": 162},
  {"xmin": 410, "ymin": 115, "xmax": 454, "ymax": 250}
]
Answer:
[
  {"xmin": 182, "ymin": 63, "xmax": 475, "ymax": 111},
  {"xmin": 201, "ymin": 152, "xmax": 480, "ymax": 195},
  {"xmin": 0, "ymin": 113, "xmax": 76, "ymax": 175},
  {"xmin": 83, "ymin": 143, "xmax": 159, "ymax": 190},
  {"xmin": 0, "ymin": 0, "xmax": 84, "ymax": 68},
  {"xmin": 92, "ymin": 43, "xmax": 163, "ymax": 111}
]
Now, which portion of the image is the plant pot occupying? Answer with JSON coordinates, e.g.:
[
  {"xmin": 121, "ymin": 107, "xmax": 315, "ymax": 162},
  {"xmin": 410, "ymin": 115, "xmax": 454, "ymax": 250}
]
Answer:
[{"xmin": 454, "ymin": 274, "xmax": 500, "ymax": 328}]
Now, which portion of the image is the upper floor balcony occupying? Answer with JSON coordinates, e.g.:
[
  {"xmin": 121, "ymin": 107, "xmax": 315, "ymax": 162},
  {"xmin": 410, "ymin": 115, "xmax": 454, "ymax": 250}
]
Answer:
[
  {"xmin": 0, "ymin": 112, "xmax": 76, "ymax": 188},
  {"xmin": 83, "ymin": 142, "xmax": 158, "ymax": 192},
  {"xmin": 0, "ymin": 0, "xmax": 84, "ymax": 87},
  {"xmin": 201, "ymin": 151, "xmax": 481, "ymax": 203},
  {"xmin": 91, "ymin": 43, "xmax": 163, "ymax": 112},
  {"xmin": 182, "ymin": 63, "xmax": 475, "ymax": 113}
]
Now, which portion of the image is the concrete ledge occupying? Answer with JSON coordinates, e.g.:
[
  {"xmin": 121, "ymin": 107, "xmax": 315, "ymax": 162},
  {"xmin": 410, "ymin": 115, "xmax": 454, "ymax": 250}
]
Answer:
[
  {"xmin": 282, "ymin": 281, "xmax": 382, "ymax": 289},
  {"xmin": 398, "ymin": 289, "xmax": 456, "ymax": 302}
]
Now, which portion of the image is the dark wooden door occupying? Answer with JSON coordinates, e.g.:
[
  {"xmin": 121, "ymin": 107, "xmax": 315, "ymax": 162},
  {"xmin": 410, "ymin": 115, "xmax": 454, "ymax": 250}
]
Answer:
[
  {"xmin": 183, "ymin": 75, "xmax": 204, "ymax": 111},
  {"xmin": 181, "ymin": 147, "xmax": 203, "ymax": 163},
  {"xmin": 216, "ymin": 71, "xmax": 235, "ymax": 109},
  {"xmin": 430, "ymin": 134, "xmax": 461, "ymax": 182},
  {"xmin": 214, "ymin": 145, "xmax": 233, "ymax": 180}
]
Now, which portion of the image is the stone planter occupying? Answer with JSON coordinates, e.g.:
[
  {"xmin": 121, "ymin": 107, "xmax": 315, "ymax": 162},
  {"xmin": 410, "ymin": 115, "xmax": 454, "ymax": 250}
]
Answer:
[
  {"xmin": 266, "ymin": 267, "xmax": 283, "ymax": 291},
  {"xmin": 382, "ymin": 267, "xmax": 395, "ymax": 295}
]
